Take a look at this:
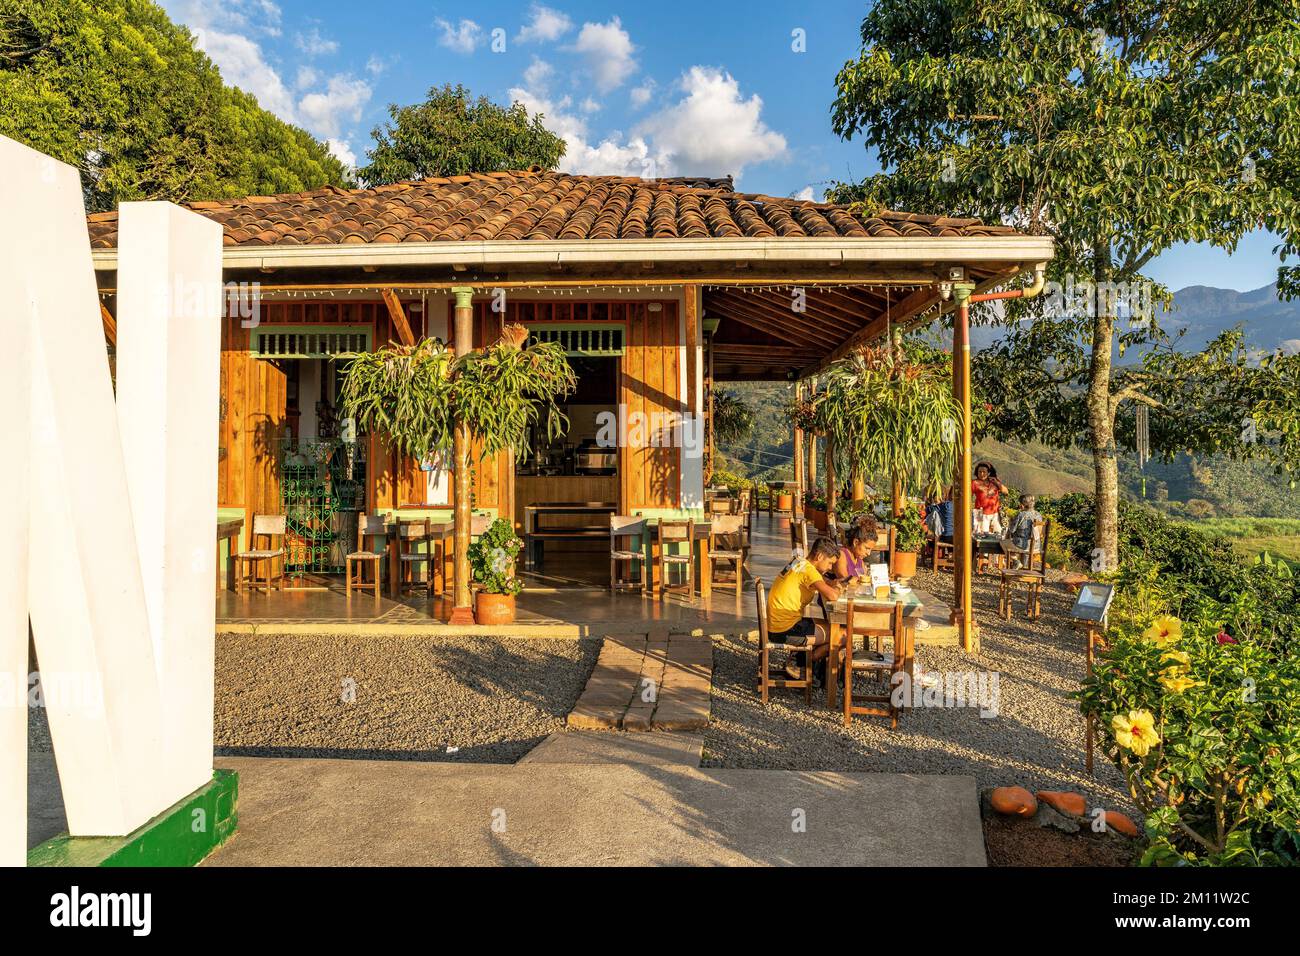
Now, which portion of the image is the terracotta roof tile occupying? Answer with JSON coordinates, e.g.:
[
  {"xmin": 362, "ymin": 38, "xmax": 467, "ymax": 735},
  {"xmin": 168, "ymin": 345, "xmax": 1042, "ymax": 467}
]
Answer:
[{"xmin": 85, "ymin": 169, "xmax": 1019, "ymax": 249}]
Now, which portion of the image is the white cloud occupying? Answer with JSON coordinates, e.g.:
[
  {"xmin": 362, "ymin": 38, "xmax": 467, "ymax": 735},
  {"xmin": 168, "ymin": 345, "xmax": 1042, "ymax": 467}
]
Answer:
[
  {"xmin": 328, "ymin": 139, "xmax": 357, "ymax": 169},
  {"xmin": 435, "ymin": 17, "xmax": 483, "ymax": 54},
  {"xmin": 629, "ymin": 80, "xmax": 655, "ymax": 109},
  {"xmin": 295, "ymin": 27, "xmax": 338, "ymax": 57},
  {"xmin": 517, "ymin": 4, "xmax": 572, "ymax": 44},
  {"xmin": 795, "ymin": 186, "xmax": 815, "ymax": 201},
  {"xmin": 635, "ymin": 67, "xmax": 786, "ymax": 179},
  {"xmin": 365, "ymin": 55, "xmax": 386, "ymax": 76},
  {"xmin": 192, "ymin": 28, "xmax": 297, "ymax": 118},
  {"xmin": 522, "ymin": 57, "xmax": 555, "ymax": 92},
  {"xmin": 511, "ymin": 62, "xmax": 783, "ymax": 182},
  {"xmin": 298, "ymin": 75, "xmax": 373, "ymax": 140},
  {"xmin": 572, "ymin": 17, "xmax": 637, "ymax": 92},
  {"xmin": 164, "ymin": 0, "xmax": 373, "ymax": 153}
]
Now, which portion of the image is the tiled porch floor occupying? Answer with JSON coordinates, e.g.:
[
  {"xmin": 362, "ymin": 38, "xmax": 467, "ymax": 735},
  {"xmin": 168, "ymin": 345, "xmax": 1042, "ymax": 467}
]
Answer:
[{"xmin": 216, "ymin": 512, "xmax": 800, "ymax": 633}]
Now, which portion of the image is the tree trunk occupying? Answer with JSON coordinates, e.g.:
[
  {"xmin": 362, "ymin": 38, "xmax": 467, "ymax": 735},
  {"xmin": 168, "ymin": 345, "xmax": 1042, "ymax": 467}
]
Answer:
[{"xmin": 1087, "ymin": 247, "xmax": 1120, "ymax": 570}]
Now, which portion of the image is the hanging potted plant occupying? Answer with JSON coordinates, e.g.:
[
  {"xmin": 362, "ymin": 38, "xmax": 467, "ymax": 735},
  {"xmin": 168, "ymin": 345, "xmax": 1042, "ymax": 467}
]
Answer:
[
  {"xmin": 889, "ymin": 503, "xmax": 926, "ymax": 582},
  {"xmin": 467, "ymin": 518, "xmax": 524, "ymax": 624},
  {"xmin": 815, "ymin": 343, "xmax": 960, "ymax": 553}
]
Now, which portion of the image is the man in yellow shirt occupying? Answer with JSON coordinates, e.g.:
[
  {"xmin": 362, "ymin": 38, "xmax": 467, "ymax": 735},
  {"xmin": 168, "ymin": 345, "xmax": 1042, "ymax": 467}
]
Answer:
[{"xmin": 767, "ymin": 536, "xmax": 841, "ymax": 684}]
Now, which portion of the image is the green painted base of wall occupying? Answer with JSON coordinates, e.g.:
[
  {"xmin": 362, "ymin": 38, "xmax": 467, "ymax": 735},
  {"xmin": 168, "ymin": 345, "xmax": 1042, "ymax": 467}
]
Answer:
[{"xmin": 27, "ymin": 769, "xmax": 238, "ymax": 868}]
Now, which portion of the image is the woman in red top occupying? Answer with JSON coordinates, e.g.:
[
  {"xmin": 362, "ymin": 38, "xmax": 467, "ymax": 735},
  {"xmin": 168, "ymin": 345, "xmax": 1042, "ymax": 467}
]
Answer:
[{"xmin": 971, "ymin": 461, "xmax": 1009, "ymax": 535}]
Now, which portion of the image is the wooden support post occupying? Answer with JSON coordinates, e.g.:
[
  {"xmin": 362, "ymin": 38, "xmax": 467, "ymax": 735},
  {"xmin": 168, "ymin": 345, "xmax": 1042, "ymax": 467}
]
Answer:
[
  {"xmin": 807, "ymin": 433, "xmax": 817, "ymax": 489},
  {"xmin": 793, "ymin": 382, "xmax": 804, "ymax": 513},
  {"xmin": 825, "ymin": 432, "xmax": 837, "ymax": 522},
  {"xmin": 706, "ymin": 330, "xmax": 714, "ymax": 482},
  {"xmin": 380, "ymin": 289, "xmax": 416, "ymax": 346},
  {"xmin": 99, "ymin": 302, "xmax": 117, "ymax": 346},
  {"xmin": 891, "ymin": 473, "xmax": 903, "ymax": 518},
  {"xmin": 449, "ymin": 286, "xmax": 475, "ymax": 625},
  {"xmin": 952, "ymin": 283, "xmax": 976, "ymax": 652}
]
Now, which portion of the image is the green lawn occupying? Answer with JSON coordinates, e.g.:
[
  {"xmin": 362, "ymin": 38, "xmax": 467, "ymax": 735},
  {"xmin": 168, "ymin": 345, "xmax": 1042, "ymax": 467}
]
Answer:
[{"xmin": 1179, "ymin": 517, "xmax": 1300, "ymax": 569}]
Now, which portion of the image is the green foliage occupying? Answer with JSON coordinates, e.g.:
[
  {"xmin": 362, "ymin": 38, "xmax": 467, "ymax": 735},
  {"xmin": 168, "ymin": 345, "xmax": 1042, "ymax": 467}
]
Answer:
[
  {"xmin": 707, "ymin": 469, "xmax": 752, "ymax": 493},
  {"xmin": 359, "ymin": 83, "xmax": 565, "ymax": 185},
  {"xmin": 813, "ymin": 344, "xmax": 960, "ymax": 497},
  {"xmin": 1077, "ymin": 579, "xmax": 1300, "ymax": 865},
  {"xmin": 467, "ymin": 518, "xmax": 523, "ymax": 595},
  {"xmin": 890, "ymin": 503, "xmax": 927, "ymax": 553},
  {"xmin": 339, "ymin": 329, "xmax": 575, "ymax": 462},
  {"xmin": 830, "ymin": 0, "xmax": 1300, "ymax": 561},
  {"xmin": 0, "ymin": 0, "xmax": 349, "ymax": 212},
  {"xmin": 710, "ymin": 389, "xmax": 754, "ymax": 446}
]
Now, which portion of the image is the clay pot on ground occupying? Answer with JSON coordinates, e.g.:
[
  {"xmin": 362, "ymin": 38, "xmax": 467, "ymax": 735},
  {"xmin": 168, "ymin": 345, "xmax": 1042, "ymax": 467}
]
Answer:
[
  {"xmin": 776, "ymin": 493, "xmax": 794, "ymax": 513},
  {"xmin": 475, "ymin": 591, "xmax": 516, "ymax": 625},
  {"xmin": 891, "ymin": 549, "xmax": 918, "ymax": 581}
]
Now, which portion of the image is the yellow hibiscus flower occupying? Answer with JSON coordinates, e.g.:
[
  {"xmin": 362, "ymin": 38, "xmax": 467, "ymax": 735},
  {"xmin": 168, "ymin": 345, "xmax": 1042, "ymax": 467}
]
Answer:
[
  {"xmin": 1112, "ymin": 709, "xmax": 1161, "ymax": 756},
  {"xmin": 1159, "ymin": 673, "xmax": 1203, "ymax": 694},
  {"xmin": 1160, "ymin": 650, "xmax": 1191, "ymax": 668},
  {"xmin": 1144, "ymin": 615, "xmax": 1182, "ymax": 647}
]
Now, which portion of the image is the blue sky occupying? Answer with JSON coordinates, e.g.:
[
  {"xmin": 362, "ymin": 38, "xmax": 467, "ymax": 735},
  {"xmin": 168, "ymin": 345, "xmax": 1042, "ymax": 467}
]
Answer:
[{"xmin": 163, "ymin": 0, "xmax": 1283, "ymax": 293}]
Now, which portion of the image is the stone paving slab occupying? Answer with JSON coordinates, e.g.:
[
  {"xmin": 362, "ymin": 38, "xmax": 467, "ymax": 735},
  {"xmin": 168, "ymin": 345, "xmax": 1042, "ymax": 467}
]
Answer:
[
  {"xmin": 520, "ymin": 731, "xmax": 704, "ymax": 767},
  {"xmin": 209, "ymin": 756, "xmax": 987, "ymax": 867},
  {"xmin": 567, "ymin": 633, "xmax": 714, "ymax": 732}
]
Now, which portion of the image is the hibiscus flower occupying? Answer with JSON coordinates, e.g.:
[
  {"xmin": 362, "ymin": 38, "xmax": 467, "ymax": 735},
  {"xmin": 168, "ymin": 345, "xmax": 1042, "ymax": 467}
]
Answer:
[
  {"xmin": 1112, "ymin": 709, "xmax": 1161, "ymax": 756},
  {"xmin": 1143, "ymin": 615, "xmax": 1183, "ymax": 647}
]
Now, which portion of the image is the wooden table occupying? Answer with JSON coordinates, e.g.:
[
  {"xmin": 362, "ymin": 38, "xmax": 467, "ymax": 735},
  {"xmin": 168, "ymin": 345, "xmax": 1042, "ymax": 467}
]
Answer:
[
  {"xmin": 815, "ymin": 586, "xmax": 926, "ymax": 708},
  {"xmin": 641, "ymin": 518, "xmax": 713, "ymax": 597},
  {"xmin": 386, "ymin": 518, "xmax": 453, "ymax": 598},
  {"xmin": 217, "ymin": 517, "xmax": 244, "ymax": 594}
]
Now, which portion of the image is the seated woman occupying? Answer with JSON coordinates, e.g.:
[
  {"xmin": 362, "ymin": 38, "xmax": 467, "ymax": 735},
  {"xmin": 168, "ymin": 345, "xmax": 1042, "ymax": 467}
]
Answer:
[
  {"xmin": 925, "ymin": 489, "xmax": 955, "ymax": 543},
  {"xmin": 766, "ymin": 536, "xmax": 842, "ymax": 685},
  {"xmin": 835, "ymin": 516, "xmax": 880, "ymax": 584}
]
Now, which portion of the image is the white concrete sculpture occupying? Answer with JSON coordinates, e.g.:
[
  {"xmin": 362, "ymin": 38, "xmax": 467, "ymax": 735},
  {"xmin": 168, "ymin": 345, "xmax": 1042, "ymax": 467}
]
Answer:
[{"xmin": 1, "ymin": 137, "xmax": 223, "ymax": 865}]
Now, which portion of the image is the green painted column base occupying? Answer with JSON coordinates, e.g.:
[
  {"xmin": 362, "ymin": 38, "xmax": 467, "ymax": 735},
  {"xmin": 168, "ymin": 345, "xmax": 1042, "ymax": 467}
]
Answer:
[{"xmin": 27, "ymin": 769, "xmax": 238, "ymax": 867}]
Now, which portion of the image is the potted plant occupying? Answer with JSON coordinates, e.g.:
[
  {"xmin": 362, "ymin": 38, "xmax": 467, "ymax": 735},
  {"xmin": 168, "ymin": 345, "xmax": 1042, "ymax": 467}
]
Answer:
[
  {"xmin": 467, "ymin": 518, "xmax": 524, "ymax": 624},
  {"xmin": 804, "ymin": 488, "xmax": 828, "ymax": 530},
  {"xmin": 890, "ymin": 504, "xmax": 926, "ymax": 582}
]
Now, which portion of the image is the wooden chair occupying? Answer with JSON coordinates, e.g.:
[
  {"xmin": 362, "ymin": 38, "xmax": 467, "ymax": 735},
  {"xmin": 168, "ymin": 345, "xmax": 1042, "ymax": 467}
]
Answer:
[
  {"xmin": 931, "ymin": 533, "xmax": 955, "ymax": 572},
  {"xmin": 395, "ymin": 516, "xmax": 434, "ymax": 597},
  {"xmin": 709, "ymin": 514, "xmax": 749, "ymax": 596},
  {"xmin": 706, "ymin": 496, "xmax": 733, "ymax": 516},
  {"xmin": 999, "ymin": 517, "xmax": 1051, "ymax": 620},
  {"xmin": 657, "ymin": 518, "xmax": 695, "ymax": 596},
  {"xmin": 755, "ymin": 580, "xmax": 813, "ymax": 705},
  {"xmin": 234, "ymin": 514, "xmax": 286, "ymax": 592},
  {"xmin": 842, "ymin": 600, "xmax": 910, "ymax": 728},
  {"xmin": 736, "ymin": 488, "xmax": 752, "ymax": 515},
  {"xmin": 752, "ymin": 484, "xmax": 771, "ymax": 516},
  {"xmin": 345, "ymin": 513, "xmax": 386, "ymax": 597},
  {"xmin": 609, "ymin": 516, "xmax": 647, "ymax": 592},
  {"xmin": 866, "ymin": 524, "xmax": 896, "ymax": 566},
  {"xmin": 789, "ymin": 518, "xmax": 809, "ymax": 553}
]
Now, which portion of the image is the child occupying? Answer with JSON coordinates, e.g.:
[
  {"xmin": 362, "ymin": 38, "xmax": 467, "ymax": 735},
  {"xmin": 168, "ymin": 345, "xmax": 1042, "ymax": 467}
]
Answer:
[
  {"xmin": 767, "ymin": 536, "xmax": 842, "ymax": 685},
  {"xmin": 971, "ymin": 462, "xmax": 1009, "ymax": 535},
  {"xmin": 1003, "ymin": 494, "xmax": 1044, "ymax": 568}
]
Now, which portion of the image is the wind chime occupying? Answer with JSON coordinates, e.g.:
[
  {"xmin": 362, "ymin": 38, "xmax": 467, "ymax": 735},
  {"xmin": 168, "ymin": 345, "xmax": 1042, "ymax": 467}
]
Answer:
[{"xmin": 1135, "ymin": 404, "xmax": 1150, "ymax": 497}]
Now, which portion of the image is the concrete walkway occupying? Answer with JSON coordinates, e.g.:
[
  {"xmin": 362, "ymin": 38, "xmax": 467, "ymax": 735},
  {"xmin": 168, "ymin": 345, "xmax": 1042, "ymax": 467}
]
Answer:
[
  {"xmin": 207, "ymin": 755, "xmax": 986, "ymax": 866},
  {"xmin": 520, "ymin": 730, "xmax": 704, "ymax": 767}
]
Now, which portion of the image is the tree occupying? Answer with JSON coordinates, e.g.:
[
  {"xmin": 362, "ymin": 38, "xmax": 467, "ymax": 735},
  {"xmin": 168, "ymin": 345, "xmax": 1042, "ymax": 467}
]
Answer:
[
  {"xmin": 0, "ymin": 0, "xmax": 350, "ymax": 212},
  {"xmin": 359, "ymin": 84, "xmax": 565, "ymax": 185},
  {"xmin": 831, "ymin": 0, "xmax": 1300, "ymax": 567}
]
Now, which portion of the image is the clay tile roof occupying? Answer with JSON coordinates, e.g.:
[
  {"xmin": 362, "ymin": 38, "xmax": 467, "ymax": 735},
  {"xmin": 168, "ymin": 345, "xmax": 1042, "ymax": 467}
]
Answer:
[{"xmin": 84, "ymin": 169, "xmax": 1019, "ymax": 249}]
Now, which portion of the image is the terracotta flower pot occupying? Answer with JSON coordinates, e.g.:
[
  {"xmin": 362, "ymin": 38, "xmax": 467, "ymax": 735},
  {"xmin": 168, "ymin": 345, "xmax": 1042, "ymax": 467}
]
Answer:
[
  {"xmin": 812, "ymin": 509, "xmax": 828, "ymax": 532},
  {"xmin": 891, "ymin": 550, "xmax": 918, "ymax": 581},
  {"xmin": 475, "ymin": 591, "xmax": 516, "ymax": 626},
  {"xmin": 776, "ymin": 493, "xmax": 794, "ymax": 512}
]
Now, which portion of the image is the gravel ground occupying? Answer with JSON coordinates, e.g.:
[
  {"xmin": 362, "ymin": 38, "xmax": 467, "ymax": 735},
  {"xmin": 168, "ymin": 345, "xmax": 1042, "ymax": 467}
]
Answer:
[
  {"xmin": 704, "ymin": 567, "xmax": 1135, "ymax": 815},
  {"xmin": 214, "ymin": 633, "xmax": 600, "ymax": 764}
]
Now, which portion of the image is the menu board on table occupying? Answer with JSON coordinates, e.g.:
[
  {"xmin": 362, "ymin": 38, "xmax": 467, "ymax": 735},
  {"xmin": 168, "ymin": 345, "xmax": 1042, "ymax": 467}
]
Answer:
[{"xmin": 869, "ymin": 562, "xmax": 891, "ymax": 598}]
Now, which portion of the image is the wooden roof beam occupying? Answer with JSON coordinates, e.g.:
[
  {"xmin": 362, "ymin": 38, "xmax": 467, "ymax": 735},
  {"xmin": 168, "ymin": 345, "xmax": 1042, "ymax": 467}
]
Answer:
[{"xmin": 380, "ymin": 289, "xmax": 416, "ymax": 346}]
